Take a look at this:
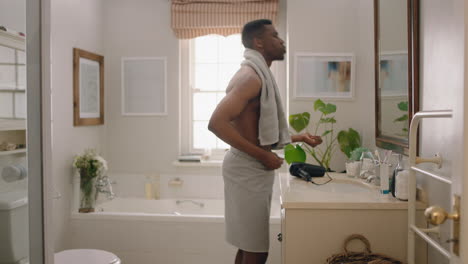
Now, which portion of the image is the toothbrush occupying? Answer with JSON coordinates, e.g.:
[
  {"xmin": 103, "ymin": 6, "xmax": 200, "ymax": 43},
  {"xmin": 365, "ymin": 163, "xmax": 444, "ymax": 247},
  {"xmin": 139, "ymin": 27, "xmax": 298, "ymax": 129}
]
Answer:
[
  {"xmin": 374, "ymin": 150, "xmax": 381, "ymax": 164},
  {"xmin": 383, "ymin": 150, "xmax": 392, "ymax": 164}
]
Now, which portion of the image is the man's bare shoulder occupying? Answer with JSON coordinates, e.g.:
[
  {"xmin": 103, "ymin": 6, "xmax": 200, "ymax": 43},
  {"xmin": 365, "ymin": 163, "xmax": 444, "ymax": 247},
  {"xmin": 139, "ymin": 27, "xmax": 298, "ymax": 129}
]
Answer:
[{"xmin": 227, "ymin": 65, "xmax": 261, "ymax": 95}]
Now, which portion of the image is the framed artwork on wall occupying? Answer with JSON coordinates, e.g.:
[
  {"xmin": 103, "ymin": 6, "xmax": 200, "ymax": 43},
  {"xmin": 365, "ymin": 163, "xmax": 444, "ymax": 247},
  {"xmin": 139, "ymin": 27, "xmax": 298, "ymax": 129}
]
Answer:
[
  {"xmin": 294, "ymin": 53, "xmax": 355, "ymax": 100},
  {"xmin": 121, "ymin": 57, "xmax": 167, "ymax": 116},
  {"xmin": 73, "ymin": 48, "xmax": 104, "ymax": 126},
  {"xmin": 380, "ymin": 51, "xmax": 408, "ymax": 97}
]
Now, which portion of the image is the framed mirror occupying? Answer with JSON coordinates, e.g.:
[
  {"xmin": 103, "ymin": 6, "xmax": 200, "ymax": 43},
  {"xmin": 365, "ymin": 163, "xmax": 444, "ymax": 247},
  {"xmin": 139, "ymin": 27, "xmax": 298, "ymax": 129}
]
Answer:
[{"xmin": 374, "ymin": 0, "xmax": 419, "ymax": 155}]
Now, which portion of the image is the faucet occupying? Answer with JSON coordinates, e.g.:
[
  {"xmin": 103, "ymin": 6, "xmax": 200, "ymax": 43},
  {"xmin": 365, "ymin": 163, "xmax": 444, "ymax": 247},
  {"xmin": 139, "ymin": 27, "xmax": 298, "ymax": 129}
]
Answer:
[
  {"xmin": 366, "ymin": 174, "xmax": 380, "ymax": 185},
  {"xmin": 95, "ymin": 175, "xmax": 116, "ymax": 200}
]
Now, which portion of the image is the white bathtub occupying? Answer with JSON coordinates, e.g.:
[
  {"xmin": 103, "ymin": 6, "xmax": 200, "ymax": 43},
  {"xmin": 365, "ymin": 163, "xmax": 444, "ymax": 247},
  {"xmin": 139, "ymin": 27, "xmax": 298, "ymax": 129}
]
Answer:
[{"xmin": 69, "ymin": 173, "xmax": 282, "ymax": 264}]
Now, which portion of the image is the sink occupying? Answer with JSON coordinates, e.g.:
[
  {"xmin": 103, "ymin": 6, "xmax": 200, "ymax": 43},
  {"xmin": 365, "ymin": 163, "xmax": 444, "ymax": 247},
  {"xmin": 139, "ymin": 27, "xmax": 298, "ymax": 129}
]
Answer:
[
  {"xmin": 308, "ymin": 180, "xmax": 373, "ymax": 193},
  {"xmin": 290, "ymin": 176, "xmax": 376, "ymax": 194}
]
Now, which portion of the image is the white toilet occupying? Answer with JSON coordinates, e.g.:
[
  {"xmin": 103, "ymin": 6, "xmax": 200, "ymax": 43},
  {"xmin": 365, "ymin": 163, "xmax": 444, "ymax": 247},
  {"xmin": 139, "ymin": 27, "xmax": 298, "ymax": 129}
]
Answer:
[
  {"xmin": 0, "ymin": 190, "xmax": 29, "ymax": 264},
  {"xmin": 55, "ymin": 249, "xmax": 121, "ymax": 264}
]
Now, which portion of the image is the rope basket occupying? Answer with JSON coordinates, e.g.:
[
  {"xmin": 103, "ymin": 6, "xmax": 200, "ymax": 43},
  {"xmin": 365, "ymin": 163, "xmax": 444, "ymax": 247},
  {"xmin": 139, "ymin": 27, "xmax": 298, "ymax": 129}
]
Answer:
[{"xmin": 326, "ymin": 234, "xmax": 405, "ymax": 264}]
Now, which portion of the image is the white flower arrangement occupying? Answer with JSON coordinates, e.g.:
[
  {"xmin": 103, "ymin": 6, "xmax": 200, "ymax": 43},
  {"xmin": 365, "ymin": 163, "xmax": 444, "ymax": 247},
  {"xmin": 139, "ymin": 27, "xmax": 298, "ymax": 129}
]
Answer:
[{"xmin": 73, "ymin": 149, "xmax": 108, "ymax": 178}]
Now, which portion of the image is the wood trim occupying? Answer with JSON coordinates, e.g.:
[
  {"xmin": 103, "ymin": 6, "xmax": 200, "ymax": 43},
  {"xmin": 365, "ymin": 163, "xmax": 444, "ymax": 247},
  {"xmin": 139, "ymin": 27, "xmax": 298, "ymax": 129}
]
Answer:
[
  {"xmin": 374, "ymin": 0, "xmax": 380, "ymax": 148},
  {"xmin": 73, "ymin": 48, "xmax": 104, "ymax": 126},
  {"xmin": 375, "ymin": 0, "xmax": 419, "ymax": 155}
]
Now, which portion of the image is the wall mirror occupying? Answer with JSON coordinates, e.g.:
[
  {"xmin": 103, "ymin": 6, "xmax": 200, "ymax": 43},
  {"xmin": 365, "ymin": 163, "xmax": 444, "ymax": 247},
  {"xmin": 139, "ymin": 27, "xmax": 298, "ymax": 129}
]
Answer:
[{"xmin": 374, "ymin": 0, "xmax": 419, "ymax": 154}]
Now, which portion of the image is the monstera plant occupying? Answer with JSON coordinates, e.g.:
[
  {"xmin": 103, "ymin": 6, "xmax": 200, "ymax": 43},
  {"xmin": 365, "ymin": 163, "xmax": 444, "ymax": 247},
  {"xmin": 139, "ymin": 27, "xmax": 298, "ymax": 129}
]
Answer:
[
  {"xmin": 394, "ymin": 101, "xmax": 409, "ymax": 136},
  {"xmin": 285, "ymin": 99, "xmax": 361, "ymax": 171}
]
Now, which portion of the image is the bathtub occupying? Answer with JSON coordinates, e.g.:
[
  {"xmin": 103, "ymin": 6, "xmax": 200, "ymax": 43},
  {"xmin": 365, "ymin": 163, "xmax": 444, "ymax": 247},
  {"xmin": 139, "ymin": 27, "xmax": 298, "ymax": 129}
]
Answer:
[{"xmin": 68, "ymin": 173, "xmax": 282, "ymax": 264}]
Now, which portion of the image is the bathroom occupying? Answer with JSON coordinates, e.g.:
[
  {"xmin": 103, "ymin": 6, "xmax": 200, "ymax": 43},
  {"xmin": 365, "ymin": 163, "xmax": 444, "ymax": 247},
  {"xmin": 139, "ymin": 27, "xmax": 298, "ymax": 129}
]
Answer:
[{"xmin": 0, "ymin": 0, "xmax": 467, "ymax": 263}]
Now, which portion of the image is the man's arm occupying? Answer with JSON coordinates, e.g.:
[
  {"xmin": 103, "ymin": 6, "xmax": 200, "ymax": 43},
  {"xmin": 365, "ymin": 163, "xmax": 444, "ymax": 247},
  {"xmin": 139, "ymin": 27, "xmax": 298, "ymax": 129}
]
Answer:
[{"xmin": 208, "ymin": 71, "xmax": 283, "ymax": 170}]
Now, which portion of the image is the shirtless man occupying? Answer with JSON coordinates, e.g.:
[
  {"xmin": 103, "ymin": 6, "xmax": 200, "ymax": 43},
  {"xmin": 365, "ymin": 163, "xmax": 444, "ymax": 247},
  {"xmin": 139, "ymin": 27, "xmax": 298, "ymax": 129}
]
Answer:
[{"xmin": 208, "ymin": 19, "xmax": 322, "ymax": 264}]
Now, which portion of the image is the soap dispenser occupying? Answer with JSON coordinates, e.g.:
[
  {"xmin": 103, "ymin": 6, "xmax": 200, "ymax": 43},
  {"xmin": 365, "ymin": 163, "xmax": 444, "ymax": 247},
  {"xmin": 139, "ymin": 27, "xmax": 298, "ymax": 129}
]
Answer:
[{"xmin": 390, "ymin": 154, "xmax": 403, "ymax": 197}]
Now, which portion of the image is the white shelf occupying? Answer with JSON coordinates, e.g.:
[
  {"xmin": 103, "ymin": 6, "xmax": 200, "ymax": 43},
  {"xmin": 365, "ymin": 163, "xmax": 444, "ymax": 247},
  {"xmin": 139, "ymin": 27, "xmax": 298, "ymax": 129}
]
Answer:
[
  {"xmin": 0, "ymin": 30, "xmax": 25, "ymax": 51},
  {"xmin": 0, "ymin": 149, "xmax": 26, "ymax": 156},
  {"xmin": 0, "ymin": 119, "xmax": 26, "ymax": 131}
]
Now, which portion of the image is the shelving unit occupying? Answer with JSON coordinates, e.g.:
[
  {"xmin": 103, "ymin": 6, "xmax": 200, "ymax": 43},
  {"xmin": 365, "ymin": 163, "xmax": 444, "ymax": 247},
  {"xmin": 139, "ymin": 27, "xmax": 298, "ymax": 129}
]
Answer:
[{"xmin": 0, "ymin": 31, "xmax": 27, "ymax": 157}]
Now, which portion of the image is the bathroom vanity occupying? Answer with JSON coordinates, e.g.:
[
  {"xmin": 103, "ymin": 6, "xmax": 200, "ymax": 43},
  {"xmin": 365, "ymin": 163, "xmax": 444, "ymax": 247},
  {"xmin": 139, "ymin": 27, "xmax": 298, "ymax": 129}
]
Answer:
[{"xmin": 279, "ymin": 172, "xmax": 427, "ymax": 264}]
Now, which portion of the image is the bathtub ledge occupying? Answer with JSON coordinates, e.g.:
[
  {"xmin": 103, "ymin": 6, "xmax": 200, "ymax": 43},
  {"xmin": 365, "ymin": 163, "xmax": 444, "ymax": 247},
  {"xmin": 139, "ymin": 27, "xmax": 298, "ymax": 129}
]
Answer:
[{"xmin": 172, "ymin": 160, "xmax": 222, "ymax": 167}]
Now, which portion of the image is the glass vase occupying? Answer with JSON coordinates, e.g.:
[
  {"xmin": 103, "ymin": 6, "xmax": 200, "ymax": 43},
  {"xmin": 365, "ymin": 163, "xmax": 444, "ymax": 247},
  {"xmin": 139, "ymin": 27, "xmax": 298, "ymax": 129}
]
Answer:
[{"xmin": 79, "ymin": 170, "xmax": 97, "ymax": 213}]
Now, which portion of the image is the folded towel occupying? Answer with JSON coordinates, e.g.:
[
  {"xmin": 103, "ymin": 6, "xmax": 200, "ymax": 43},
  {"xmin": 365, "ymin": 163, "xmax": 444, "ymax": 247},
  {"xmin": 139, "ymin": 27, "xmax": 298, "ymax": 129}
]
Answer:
[{"xmin": 241, "ymin": 48, "xmax": 290, "ymax": 149}]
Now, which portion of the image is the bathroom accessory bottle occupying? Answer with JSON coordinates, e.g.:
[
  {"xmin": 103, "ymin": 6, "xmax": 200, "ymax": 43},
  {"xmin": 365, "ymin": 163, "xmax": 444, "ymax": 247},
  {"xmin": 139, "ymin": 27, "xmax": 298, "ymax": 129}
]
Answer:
[
  {"xmin": 390, "ymin": 154, "xmax": 403, "ymax": 197},
  {"xmin": 395, "ymin": 169, "xmax": 409, "ymax": 201}
]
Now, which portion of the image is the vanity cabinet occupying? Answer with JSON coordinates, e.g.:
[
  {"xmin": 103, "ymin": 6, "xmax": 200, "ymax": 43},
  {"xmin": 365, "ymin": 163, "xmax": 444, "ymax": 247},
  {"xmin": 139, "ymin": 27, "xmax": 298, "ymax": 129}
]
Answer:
[{"xmin": 279, "ymin": 172, "xmax": 427, "ymax": 264}]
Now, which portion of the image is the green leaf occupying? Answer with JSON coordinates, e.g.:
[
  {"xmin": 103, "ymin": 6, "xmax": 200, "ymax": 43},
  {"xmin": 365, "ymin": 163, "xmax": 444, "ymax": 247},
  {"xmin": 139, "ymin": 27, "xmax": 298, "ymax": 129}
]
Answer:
[
  {"xmin": 393, "ymin": 114, "xmax": 408, "ymax": 122},
  {"xmin": 320, "ymin": 103, "xmax": 337, "ymax": 115},
  {"xmin": 284, "ymin": 144, "xmax": 307, "ymax": 164},
  {"xmin": 337, "ymin": 128, "xmax": 361, "ymax": 158},
  {"xmin": 314, "ymin": 99, "xmax": 325, "ymax": 111},
  {"xmin": 398, "ymin": 101, "xmax": 408, "ymax": 111},
  {"xmin": 350, "ymin": 147, "xmax": 370, "ymax": 161},
  {"xmin": 319, "ymin": 117, "xmax": 337, "ymax": 124},
  {"xmin": 322, "ymin": 130, "xmax": 332, "ymax": 137},
  {"xmin": 289, "ymin": 112, "xmax": 310, "ymax": 133}
]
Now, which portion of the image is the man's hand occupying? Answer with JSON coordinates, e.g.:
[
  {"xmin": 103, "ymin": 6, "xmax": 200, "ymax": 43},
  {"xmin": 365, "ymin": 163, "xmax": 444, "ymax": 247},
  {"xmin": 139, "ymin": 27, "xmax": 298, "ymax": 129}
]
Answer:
[
  {"xmin": 297, "ymin": 133, "xmax": 322, "ymax": 148},
  {"xmin": 258, "ymin": 151, "xmax": 284, "ymax": 170}
]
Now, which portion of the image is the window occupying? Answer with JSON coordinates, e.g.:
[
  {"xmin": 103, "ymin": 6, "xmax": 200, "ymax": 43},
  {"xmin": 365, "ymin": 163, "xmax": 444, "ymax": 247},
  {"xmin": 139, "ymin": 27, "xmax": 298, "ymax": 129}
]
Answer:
[
  {"xmin": 0, "ymin": 44, "xmax": 26, "ymax": 119},
  {"xmin": 181, "ymin": 34, "xmax": 244, "ymax": 157}
]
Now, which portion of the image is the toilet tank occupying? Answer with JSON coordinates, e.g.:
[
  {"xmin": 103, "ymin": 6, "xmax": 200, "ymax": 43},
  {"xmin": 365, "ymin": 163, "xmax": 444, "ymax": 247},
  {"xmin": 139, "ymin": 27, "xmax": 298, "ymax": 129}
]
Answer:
[{"xmin": 0, "ymin": 190, "xmax": 28, "ymax": 264}]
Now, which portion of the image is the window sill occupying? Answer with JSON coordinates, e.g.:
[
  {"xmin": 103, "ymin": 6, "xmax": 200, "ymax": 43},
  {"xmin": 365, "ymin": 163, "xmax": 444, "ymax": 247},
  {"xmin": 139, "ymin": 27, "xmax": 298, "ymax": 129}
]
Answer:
[{"xmin": 172, "ymin": 160, "xmax": 222, "ymax": 167}]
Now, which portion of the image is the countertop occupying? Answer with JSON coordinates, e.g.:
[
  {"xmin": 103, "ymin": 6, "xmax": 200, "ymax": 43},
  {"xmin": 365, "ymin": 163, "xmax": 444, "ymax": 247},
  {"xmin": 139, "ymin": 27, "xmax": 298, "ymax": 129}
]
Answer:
[{"xmin": 279, "ymin": 172, "xmax": 426, "ymax": 210}]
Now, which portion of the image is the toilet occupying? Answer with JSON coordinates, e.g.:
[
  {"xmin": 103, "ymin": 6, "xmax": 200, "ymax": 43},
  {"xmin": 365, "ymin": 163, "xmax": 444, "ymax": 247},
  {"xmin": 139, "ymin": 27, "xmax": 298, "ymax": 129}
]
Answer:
[
  {"xmin": 0, "ymin": 190, "xmax": 29, "ymax": 264},
  {"xmin": 54, "ymin": 249, "xmax": 121, "ymax": 264},
  {"xmin": 0, "ymin": 189, "xmax": 120, "ymax": 264}
]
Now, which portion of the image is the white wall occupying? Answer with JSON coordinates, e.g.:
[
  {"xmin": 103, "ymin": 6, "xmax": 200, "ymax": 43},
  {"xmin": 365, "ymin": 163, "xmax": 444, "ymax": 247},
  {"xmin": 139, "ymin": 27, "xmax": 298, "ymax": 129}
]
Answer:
[
  {"xmin": 0, "ymin": 0, "xmax": 26, "ymax": 32},
  {"xmin": 102, "ymin": 0, "xmax": 288, "ymax": 175},
  {"xmin": 50, "ymin": 0, "xmax": 106, "ymax": 251},
  {"xmin": 420, "ymin": 0, "xmax": 465, "ymax": 263},
  {"xmin": 102, "ymin": 0, "xmax": 179, "ymax": 174},
  {"xmin": 287, "ymin": 0, "xmax": 375, "ymax": 171}
]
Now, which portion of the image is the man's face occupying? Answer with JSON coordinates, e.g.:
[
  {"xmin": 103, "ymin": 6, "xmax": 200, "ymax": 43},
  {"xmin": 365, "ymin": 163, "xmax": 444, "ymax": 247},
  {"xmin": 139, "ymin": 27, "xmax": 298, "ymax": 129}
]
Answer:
[{"xmin": 259, "ymin": 25, "xmax": 286, "ymax": 61}]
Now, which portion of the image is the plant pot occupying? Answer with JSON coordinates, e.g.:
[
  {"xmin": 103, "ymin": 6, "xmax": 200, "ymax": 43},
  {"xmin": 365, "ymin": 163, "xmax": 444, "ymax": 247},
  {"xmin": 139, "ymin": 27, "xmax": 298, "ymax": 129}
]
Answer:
[{"xmin": 79, "ymin": 171, "xmax": 97, "ymax": 213}]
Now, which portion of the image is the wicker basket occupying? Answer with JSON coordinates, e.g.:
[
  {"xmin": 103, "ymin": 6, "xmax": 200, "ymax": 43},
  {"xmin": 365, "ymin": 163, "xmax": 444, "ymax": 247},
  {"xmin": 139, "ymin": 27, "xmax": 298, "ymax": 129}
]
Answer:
[{"xmin": 326, "ymin": 234, "xmax": 404, "ymax": 264}]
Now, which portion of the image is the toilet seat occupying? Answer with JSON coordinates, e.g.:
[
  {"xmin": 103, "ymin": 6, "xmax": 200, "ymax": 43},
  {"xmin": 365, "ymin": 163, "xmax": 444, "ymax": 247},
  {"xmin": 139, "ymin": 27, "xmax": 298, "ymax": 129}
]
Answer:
[{"xmin": 55, "ymin": 249, "xmax": 121, "ymax": 264}]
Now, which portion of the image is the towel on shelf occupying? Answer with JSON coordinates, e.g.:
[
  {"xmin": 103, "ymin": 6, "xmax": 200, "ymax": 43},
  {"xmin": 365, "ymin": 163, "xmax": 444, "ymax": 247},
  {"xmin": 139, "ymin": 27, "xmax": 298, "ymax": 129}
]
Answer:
[{"xmin": 241, "ymin": 48, "xmax": 290, "ymax": 149}]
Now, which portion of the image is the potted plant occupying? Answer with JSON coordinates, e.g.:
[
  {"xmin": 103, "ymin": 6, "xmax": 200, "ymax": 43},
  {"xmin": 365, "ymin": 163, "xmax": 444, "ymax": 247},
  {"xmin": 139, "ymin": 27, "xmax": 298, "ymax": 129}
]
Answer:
[
  {"xmin": 285, "ymin": 99, "xmax": 362, "ymax": 171},
  {"xmin": 394, "ymin": 101, "xmax": 409, "ymax": 136},
  {"xmin": 73, "ymin": 149, "xmax": 108, "ymax": 213}
]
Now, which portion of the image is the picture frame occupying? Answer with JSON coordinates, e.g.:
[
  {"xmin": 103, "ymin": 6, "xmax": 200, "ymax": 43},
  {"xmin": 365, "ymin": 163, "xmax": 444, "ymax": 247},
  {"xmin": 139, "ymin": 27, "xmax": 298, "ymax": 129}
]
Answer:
[
  {"xmin": 379, "ymin": 51, "xmax": 408, "ymax": 97},
  {"xmin": 121, "ymin": 57, "xmax": 167, "ymax": 116},
  {"xmin": 294, "ymin": 53, "xmax": 355, "ymax": 100},
  {"xmin": 73, "ymin": 48, "xmax": 104, "ymax": 126}
]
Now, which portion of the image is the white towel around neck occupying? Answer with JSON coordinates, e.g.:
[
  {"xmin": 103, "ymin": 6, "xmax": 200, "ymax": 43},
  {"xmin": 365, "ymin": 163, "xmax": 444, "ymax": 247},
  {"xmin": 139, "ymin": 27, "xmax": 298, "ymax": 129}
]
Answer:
[{"xmin": 241, "ymin": 48, "xmax": 291, "ymax": 149}]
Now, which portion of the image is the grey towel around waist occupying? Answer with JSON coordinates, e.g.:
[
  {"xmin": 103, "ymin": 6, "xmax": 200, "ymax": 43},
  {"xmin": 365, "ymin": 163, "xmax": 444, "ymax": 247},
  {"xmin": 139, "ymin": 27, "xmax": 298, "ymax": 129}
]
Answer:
[{"xmin": 222, "ymin": 147, "xmax": 275, "ymax": 193}]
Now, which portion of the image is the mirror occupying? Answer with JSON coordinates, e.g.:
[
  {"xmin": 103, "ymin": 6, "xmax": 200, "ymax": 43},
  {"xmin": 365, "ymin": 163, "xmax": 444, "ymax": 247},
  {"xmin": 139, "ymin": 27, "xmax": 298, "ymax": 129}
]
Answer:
[
  {"xmin": 0, "ymin": 3, "xmax": 30, "ymax": 263},
  {"xmin": 374, "ymin": 0, "xmax": 419, "ymax": 154}
]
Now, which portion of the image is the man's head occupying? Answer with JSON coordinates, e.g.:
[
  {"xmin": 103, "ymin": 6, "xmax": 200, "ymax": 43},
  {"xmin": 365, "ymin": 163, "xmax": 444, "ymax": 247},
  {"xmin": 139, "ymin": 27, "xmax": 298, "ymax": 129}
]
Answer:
[{"xmin": 241, "ymin": 19, "xmax": 286, "ymax": 63}]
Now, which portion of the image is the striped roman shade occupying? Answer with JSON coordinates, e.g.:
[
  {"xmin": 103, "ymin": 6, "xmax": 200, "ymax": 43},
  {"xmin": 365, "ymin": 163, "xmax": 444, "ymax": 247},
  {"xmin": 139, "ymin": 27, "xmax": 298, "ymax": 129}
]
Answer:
[{"xmin": 171, "ymin": 0, "xmax": 278, "ymax": 39}]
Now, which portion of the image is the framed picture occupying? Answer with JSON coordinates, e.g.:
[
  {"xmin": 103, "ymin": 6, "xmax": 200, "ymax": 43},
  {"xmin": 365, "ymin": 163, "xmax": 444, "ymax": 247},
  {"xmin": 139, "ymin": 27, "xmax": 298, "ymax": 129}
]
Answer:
[
  {"xmin": 294, "ymin": 53, "xmax": 355, "ymax": 100},
  {"xmin": 379, "ymin": 51, "xmax": 408, "ymax": 97},
  {"xmin": 121, "ymin": 57, "xmax": 167, "ymax": 116},
  {"xmin": 73, "ymin": 48, "xmax": 104, "ymax": 126}
]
